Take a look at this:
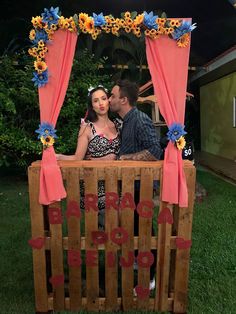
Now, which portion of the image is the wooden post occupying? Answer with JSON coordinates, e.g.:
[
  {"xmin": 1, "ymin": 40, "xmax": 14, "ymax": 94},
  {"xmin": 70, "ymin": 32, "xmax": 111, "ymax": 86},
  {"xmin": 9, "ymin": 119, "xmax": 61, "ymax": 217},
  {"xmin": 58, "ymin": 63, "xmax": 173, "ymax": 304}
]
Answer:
[
  {"xmin": 28, "ymin": 167, "xmax": 48, "ymax": 313},
  {"xmin": 49, "ymin": 200, "xmax": 65, "ymax": 311},
  {"xmin": 173, "ymin": 165, "xmax": 196, "ymax": 313},
  {"xmin": 84, "ymin": 168, "xmax": 99, "ymax": 311},
  {"xmin": 155, "ymin": 170, "xmax": 172, "ymax": 312},
  {"xmin": 66, "ymin": 168, "xmax": 82, "ymax": 310},
  {"xmin": 121, "ymin": 168, "xmax": 135, "ymax": 310},
  {"xmin": 137, "ymin": 168, "xmax": 154, "ymax": 310},
  {"xmin": 105, "ymin": 167, "xmax": 119, "ymax": 311}
]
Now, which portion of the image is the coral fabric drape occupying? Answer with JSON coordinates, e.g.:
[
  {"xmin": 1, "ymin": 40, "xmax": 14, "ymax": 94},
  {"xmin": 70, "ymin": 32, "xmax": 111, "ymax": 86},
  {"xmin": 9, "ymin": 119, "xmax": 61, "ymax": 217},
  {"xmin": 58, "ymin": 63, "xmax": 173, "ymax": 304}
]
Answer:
[
  {"xmin": 146, "ymin": 21, "xmax": 191, "ymax": 207},
  {"xmin": 38, "ymin": 29, "xmax": 77, "ymax": 204}
]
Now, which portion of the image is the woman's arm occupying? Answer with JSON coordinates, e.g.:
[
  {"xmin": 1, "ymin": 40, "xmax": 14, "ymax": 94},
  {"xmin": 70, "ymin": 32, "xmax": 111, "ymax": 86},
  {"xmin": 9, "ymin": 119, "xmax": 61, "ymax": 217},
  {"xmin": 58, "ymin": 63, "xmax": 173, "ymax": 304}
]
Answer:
[{"xmin": 56, "ymin": 124, "xmax": 90, "ymax": 160}]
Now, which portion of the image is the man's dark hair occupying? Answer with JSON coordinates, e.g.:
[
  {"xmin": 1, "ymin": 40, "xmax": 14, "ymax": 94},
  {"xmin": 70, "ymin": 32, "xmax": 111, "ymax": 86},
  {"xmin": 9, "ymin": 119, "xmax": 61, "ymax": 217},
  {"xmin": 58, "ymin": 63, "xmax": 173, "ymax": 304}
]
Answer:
[{"xmin": 116, "ymin": 79, "xmax": 139, "ymax": 106}]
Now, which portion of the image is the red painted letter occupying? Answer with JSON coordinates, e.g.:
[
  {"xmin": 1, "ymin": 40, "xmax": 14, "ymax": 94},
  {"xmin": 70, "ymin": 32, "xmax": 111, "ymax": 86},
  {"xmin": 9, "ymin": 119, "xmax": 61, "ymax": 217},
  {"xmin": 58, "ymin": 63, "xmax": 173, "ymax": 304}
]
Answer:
[
  {"xmin": 91, "ymin": 231, "xmax": 108, "ymax": 245},
  {"xmin": 48, "ymin": 207, "xmax": 63, "ymax": 224},
  {"xmin": 137, "ymin": 200, "xmax": 154, "ymax": 218},
  {"xmin": 120, "ymin": 192, "xmax": 136, "ymax": 210},
  {"xmin": 105, "ymin": 192, "xmax": 119, "ymax": 210},
  {"xmin": 120, "ymin": 251, "xmax": 135, "ymax": 268},
  {"xmin": 110, "ymin": 227, "xmax": 129, "ymax": 245},
  {"xmin": 66, "ymin": 200, "xmax": 81, "ymax": 218},
  {"xmin": 137, "ymin": 251, "xmax": 154, "ymax": 268},
  {"xmin": 84, "ymin": 193, "xmax": 98, "ymax": 212},
  {"xmin": 86, "ymin": 250, "xmax": 98, "ymax": 266},
  {"xmin": 68, "ymin": 250, "xmax": 82, "ymax": 267}
]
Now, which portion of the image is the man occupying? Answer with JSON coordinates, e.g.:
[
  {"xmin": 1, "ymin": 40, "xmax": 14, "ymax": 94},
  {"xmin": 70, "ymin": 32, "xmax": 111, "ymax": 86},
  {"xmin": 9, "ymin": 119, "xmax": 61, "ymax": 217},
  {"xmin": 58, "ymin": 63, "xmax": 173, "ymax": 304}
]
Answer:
[
  {"xmin": 109, "ymin": 79, "xmax": 162, "ymax": 292},
  {"xmin": 109, "ymin": 79, "xmax": 162, "ymax": 161}
]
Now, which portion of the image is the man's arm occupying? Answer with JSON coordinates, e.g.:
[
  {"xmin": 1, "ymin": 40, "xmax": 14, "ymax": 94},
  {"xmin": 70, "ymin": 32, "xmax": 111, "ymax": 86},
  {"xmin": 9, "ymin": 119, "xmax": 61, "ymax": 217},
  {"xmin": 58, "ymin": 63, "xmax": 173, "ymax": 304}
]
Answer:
[{"xmin": 119, "ymin": 150, "xmax": 157, "ymax": 161}]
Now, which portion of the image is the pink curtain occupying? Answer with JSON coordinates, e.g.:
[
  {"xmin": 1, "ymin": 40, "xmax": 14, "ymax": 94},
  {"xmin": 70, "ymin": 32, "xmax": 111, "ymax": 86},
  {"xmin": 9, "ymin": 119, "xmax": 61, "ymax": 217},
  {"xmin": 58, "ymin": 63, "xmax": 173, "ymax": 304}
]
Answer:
[
  {"xmin": 146, "ymin": 20, "xmax": 191, "ymax": 207},
  {"xmin": 38, "ymin": 29, "xmax": 77, "ymax": 204}
]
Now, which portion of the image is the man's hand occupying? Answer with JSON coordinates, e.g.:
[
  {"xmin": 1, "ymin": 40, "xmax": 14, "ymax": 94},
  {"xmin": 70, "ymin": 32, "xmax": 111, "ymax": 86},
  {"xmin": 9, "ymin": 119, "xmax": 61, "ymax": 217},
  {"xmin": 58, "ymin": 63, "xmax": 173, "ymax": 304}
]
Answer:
[
  {"xmin": 119, "ymin": 150, "xmax": 157, "ymax": 161},
  {"xmin": 119, "ymin": 154, "xmax": 133, "ymax": 160}
]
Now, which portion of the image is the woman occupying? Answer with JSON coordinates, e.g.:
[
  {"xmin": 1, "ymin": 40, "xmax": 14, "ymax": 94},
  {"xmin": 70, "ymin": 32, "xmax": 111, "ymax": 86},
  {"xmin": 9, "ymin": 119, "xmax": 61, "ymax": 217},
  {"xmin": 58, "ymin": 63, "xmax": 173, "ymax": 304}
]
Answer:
[
  {"xmin": 57, "ymin": 85, "xmax": 121, "ymax": 161},
  {"xmin": 57, "ymin": 85, "xmax": 121, "ymax": 228}
]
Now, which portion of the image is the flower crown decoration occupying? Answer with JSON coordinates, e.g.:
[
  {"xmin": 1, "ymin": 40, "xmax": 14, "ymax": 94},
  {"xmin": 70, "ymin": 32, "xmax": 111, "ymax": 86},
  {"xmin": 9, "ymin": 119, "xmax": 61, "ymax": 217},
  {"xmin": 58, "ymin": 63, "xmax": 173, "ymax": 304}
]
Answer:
[
  {"xmin": 35, "ymin": 122, "xmax": 58, "ymax": 149},
  {"xmin": 28, "ymin": 7, "xmax": 196, "ymax": 87},
  {"xmin": 87, "ymin": 84, "xmax": 108, "ymax": 96},
  {"xmin": 167, "ymin": 123, "xmax": 187, "ymax": 150}
]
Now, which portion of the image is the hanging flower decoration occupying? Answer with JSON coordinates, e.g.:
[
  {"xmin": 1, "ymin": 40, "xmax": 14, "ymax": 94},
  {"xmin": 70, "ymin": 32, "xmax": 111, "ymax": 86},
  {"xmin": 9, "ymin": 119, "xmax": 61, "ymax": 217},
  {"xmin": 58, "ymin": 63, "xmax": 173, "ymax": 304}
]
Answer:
[
  {"xmin": 167, "ymin": 123, "xmax": 187, "ymax": 150},
  {"xmin": 172, "ymin": 20, "xmax": 197, "ymax": 48},
  {"xmin": 28, "ymin": 7, "xmax": 196, "ymax": 86},
  {"xmin": 32, "ymin": 70, "xmax": 49, "ymax": 87},
  {"xmin": 35, "ymin": 122, "xmax": 58, "ymax": 149}
]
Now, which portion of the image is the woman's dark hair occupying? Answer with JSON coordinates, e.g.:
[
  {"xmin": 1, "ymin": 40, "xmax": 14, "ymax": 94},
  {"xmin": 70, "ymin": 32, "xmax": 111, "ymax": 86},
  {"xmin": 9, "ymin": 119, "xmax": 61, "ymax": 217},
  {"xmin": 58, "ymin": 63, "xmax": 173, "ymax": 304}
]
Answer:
[
  {"xmin": 85, "ymin": 86, "xmax": 109, "ymax": 122},
  {"xmin": 116, "ymin": 79, "xmax": 139, "ymax": 106}
]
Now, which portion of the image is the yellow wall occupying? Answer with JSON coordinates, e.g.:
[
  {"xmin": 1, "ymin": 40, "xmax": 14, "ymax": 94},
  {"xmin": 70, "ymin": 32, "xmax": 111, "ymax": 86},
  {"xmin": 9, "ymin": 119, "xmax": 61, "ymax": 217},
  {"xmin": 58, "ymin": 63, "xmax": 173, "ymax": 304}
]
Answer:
[{"xmin": 200, "ymin": 72, "xmax": 236, "ymax": 160}]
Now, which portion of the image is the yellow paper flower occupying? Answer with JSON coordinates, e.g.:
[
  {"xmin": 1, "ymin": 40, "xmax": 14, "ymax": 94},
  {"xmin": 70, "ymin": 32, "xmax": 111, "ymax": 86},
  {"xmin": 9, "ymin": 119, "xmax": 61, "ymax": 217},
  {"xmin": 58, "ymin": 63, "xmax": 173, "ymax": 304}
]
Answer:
[
  {"xmin": 34, "ymin": 60, "xmax": 47, "ymax": 73},
  {"xmin": 39, "ymin": 51, "xmax": 46, "ymax": 58},
  {"xmin": 31, "ymin": 16, "xmax": 43, "ymax": 28},
  {"xmin": 134, "ymin": 14, "xmax": 144, "ymax": 26},
  {"xmin": 177, "ymin": 33, "xmax": 190, "ymax": 48},
  {"xmin": 79, "ymin": 13, "xmax": 89, "ymax": 24},
  {"xmin": 174, "ymin": 20, "xmax": 181, "ymax": 27},
  {"xmin": 169, "ymin": 20, "xmax": 176, "ymax": 27},
  {"xmin": 125, "ymin": 18, "xmax": 133, "ymax": 26},
  {"xmin": 38, "ymin": 40, "xmax": 45, "ymax": 48},
  {"xmin": 157, "ymin": 18, "xmax": 166, "ymax": 26},
  {"xmin": 124, "ymin": 12, "xmax": 131, "ymax": 19},
  {"xmin": 40, "ymin": 136, "xmax": 55, "ymax": 147},
  {"xmin": 50, "ymin": 24, "xmax": 57, "ymax": 31},
  {"xmin": 29, "ymin": 29, "xmax": 36, "ymax": 40},
  {"xmin": 124, "ymin": 26, "xmax": 131, "ymax": 33},
  {"xmin": 176, "ymin": 136, "xmax": 186, "ymax": 150},
  {"xmin": 84, "ymin": 17, "xmax": 94, "ymax": 33},
  {"xmin": 28, "ymin": 48, "xmax": 38, "ymax": 57}
]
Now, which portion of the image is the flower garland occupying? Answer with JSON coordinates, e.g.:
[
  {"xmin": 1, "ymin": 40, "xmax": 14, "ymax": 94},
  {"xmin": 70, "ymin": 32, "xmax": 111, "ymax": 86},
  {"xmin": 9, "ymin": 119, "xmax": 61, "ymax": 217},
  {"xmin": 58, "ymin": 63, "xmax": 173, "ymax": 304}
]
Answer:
[
  {"xmin": 28, "ymin": 7, "xmax": 196, "ymax": 87},
  {"xmin": 167, "ymin": 123, "xmax": 187, "ymax": 150},
  {"xmin": 35, "ymin": 122, "xmax": 58, "ymax": 149}
]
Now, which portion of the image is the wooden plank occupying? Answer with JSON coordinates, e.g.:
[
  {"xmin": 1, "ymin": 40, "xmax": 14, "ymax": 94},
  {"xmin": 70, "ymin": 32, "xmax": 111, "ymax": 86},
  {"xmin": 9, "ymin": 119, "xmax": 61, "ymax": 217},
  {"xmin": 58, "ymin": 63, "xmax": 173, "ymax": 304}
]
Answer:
[
  {"xmin": 169, "ymin": 205, "xmax": 179, "ymax": 295},
  {"xmin": 66, "ymin": 168, "xmax": 82, "ymax": 311},
  {"xmin": 84, "ymin": 167, "xmax": 99, "ymax": 311},
  {"xmin": 28, "ymin": 167, "xmax": 48, "ymax": 312},
  {"xmin": 155, "ymin": 171, "xmax": 172, "ymax": 311},
  {"xmin": 121, "ymin": 168, "xmax": 135, "ymax": 310},
  {"xmin": 49, "ymin": 201, "xmax": 65, "ymax": 311},
  {"xmin": 46, "ymin": 235, "xmax": 178, "ymax": 251},
  {"xmin": 48, "ymin": 296, "xmax": 174, "ymax": 311},
  {"xmin": 104, "ymin": 167, "xmax": 119, "ymax": 311},
  {"xmin": 173, "ymin": 166, "xmax": 196, "ymax": 313},
  {"xmin": 137, "ymin": 168, "xmax": 154, "ymax": 310}
]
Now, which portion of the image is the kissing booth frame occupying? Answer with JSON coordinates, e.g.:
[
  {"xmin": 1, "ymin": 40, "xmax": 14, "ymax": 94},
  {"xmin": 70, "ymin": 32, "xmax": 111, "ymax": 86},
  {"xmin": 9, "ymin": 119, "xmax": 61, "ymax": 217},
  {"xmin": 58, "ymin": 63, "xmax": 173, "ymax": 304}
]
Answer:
[{"xmin": 28, "ymin": 8, "xmax": 196, "ymax": 313}]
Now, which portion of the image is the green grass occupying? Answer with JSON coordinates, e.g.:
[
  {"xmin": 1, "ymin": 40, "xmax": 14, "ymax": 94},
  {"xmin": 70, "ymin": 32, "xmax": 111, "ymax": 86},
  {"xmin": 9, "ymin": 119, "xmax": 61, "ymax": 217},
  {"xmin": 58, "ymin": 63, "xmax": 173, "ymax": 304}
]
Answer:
[{"xmin": 0, "ymin": 169, "xmax": 236, "ymax": 314}]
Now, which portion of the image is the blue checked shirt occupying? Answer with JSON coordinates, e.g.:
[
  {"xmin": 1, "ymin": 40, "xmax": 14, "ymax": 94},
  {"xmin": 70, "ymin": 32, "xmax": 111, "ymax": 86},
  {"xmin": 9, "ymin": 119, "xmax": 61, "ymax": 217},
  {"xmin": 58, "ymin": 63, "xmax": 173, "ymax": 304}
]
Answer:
[{"xmin": 119, "ymin": 107, "xmax": 162, "ymax": 159}]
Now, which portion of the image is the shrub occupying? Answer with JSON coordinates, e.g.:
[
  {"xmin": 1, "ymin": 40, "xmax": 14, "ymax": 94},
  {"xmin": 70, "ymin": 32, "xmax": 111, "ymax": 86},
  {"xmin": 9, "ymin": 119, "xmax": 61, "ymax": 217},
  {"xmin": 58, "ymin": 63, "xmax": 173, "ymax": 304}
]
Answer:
[{"xmin": 0, "ymin": 50, "xmax": 112, "ymax": 171}]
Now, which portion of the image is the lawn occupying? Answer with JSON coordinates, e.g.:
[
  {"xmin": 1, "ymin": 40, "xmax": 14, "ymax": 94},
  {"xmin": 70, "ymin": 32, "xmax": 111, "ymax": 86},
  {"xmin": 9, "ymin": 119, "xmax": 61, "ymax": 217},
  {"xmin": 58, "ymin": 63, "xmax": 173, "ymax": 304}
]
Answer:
[{"xmin": 0, "ymin": 169, "xmax": 236, "ymax": 314}]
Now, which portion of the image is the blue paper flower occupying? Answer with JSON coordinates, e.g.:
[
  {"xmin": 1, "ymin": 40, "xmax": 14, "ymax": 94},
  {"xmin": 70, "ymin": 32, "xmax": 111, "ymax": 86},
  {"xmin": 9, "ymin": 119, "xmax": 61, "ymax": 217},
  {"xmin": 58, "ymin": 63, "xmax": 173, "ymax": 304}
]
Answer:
[
  {"xmin": 167, "ymin": 123, "xmax": 187, "ymax": 142},
  {"xmin": 41, "ymin": 7, "xmax": 60, "ymax": 27},
  {"xmin": 93, "ymin": 13, "xmax": 106, "ymax": 27},
  {"xmin": 32, "ymin": 70, "xmax": 49, "ymax": 87},
  {"xmin": 35, "ymin": 122, "xmax": 58, "ymax": 139},
  {"xmin": 32, "ymin": 29, "xmax": 48, "ymax": 45},
  {"xmin": 172, "ymin": 21, "xmax": 197, "ymax": 40},
  {"xmin": 143, "ymin": 11, "xmax": 158, "ymax": 30}
]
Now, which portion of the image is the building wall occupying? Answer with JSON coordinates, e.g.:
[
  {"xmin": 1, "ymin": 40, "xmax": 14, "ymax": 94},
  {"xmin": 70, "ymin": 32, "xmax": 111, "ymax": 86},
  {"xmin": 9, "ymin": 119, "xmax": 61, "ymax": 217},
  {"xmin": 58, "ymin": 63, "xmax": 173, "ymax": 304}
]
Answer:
[{"xmin": 200, "ymin": 71, "xmax": 236, "ymax": 160}]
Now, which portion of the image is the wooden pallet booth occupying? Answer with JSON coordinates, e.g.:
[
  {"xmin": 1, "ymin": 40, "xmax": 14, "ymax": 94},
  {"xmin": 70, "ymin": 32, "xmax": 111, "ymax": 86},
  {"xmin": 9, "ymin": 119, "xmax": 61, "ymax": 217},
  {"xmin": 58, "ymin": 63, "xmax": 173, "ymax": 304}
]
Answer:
[
  {"xmin": 28, "ymin": 7, "xmax": 196, "ymax": 313},
  {"xmin": 29, "ymin": 160, "xmax": 195, "ymax": 313}
]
